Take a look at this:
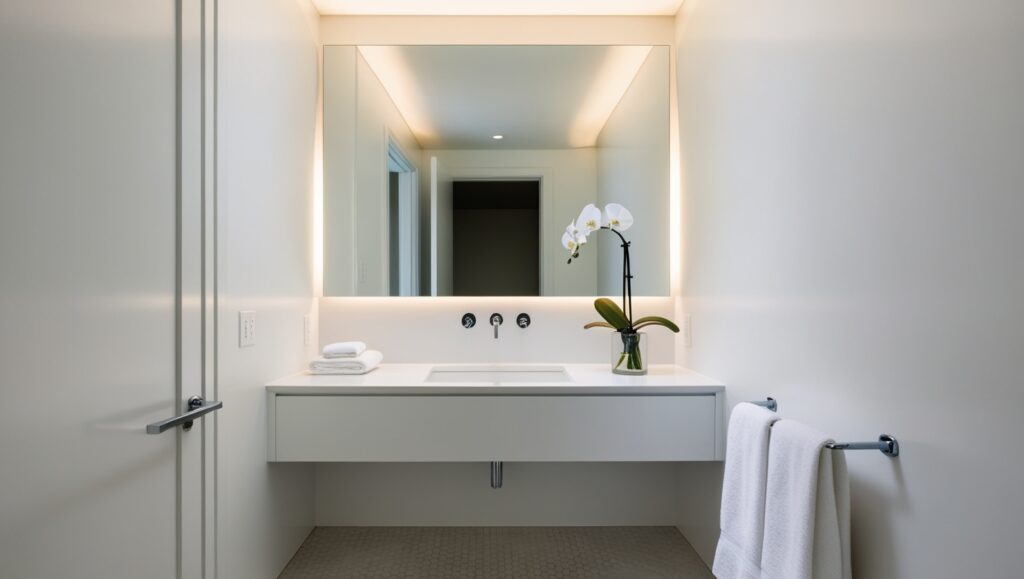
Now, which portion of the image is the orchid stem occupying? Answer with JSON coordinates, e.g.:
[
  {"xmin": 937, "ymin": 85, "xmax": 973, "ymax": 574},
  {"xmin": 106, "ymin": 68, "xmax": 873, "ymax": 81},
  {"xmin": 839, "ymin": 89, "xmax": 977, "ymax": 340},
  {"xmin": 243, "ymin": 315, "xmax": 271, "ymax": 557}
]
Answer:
[{"xmin": 603, "ymin": 226, "xmax": 633, "ymax": 330}]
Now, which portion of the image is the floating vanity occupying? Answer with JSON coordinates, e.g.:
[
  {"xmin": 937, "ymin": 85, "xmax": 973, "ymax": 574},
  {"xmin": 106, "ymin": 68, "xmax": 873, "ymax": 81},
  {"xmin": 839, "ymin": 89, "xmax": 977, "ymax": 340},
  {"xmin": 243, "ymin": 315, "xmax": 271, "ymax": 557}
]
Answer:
[{"xmin": 266, "ymin": 364, "xmax": 725, "ymax": 463}]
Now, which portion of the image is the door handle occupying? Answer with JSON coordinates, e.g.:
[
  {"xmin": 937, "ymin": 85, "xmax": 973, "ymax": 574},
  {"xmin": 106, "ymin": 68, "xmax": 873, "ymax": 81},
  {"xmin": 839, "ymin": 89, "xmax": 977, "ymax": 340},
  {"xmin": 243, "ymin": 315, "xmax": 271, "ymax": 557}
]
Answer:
[{"xmin": 146, "ymin": 396, "xmax": 223, "ymax": 434}]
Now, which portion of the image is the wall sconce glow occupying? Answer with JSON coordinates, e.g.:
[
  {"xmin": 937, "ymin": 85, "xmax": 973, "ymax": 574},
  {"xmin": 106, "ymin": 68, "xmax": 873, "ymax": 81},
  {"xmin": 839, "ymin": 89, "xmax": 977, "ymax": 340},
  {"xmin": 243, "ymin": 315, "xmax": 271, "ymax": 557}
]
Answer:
[{"xmin": 492, "ymin": 134, "xmax": 504, "ymax": 140}]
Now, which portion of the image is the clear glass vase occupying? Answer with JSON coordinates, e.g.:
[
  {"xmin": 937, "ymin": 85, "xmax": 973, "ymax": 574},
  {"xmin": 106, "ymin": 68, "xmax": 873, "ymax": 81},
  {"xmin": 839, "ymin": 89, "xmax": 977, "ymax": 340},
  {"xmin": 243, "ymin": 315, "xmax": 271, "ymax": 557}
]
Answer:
[{"xmin": 611, "ymin": 331, "xmax": 648, "ymax": 375}]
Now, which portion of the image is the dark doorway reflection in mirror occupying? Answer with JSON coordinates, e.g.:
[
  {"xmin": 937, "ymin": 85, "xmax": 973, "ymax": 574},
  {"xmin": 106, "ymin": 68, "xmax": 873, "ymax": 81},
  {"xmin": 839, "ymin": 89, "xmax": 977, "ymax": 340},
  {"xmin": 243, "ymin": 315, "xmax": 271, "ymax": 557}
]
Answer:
[{"xmin": 452, "ymin": 180, "xmax": 540, "ymax": 296}]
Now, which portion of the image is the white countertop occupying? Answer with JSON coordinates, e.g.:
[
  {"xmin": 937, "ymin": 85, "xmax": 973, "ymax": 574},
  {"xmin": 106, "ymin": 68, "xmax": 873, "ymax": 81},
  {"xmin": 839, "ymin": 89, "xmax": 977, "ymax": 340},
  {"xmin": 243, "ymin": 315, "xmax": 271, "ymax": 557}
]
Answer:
[{"xmin": 266, "ymin": 363, "xmax": 724, "ymax": 395}]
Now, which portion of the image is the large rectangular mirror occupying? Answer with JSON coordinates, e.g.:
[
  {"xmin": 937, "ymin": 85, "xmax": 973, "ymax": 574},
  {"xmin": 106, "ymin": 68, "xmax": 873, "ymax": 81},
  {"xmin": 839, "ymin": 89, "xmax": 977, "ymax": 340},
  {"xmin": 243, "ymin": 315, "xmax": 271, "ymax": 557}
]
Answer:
[{"xmin": 323, "ymin": 45, "xmax": 670, "ymax": 296}]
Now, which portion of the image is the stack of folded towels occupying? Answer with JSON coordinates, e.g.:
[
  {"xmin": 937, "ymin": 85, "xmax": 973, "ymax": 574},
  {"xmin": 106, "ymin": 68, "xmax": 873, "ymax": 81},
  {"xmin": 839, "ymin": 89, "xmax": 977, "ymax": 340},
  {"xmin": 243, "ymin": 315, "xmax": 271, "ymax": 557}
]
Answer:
[{"xmin": 308, "ymin": 341, "xmax": 383, "ymax": 375}]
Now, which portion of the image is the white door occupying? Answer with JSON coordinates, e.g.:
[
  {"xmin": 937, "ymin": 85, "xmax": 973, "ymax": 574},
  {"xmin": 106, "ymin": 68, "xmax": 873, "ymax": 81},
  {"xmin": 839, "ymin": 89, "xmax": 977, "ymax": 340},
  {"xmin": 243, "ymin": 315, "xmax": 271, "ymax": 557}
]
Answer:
[
  {"xmin": 387, "ymin": 141, "xmax": 419, "ymax": 297},
  {"xmin": 0, "ymin": 1, "xmax": 216, "ymax": 578},
  {"xmin": 394, "ymin": 171, "xmax": 418, "ymax": 296},
  {"xmin": 400, "ymin": 174, "xmax": 413, "ymax": 294},
  {"xmin": 430, "ymin": 156, "xmax": 454, "ymax": 296}
]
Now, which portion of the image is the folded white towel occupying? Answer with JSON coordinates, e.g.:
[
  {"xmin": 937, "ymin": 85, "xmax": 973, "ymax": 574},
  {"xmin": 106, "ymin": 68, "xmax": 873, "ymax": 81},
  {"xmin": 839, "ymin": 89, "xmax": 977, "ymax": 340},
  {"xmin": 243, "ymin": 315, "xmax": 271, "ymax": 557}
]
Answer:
[
  {"xmin": 309, "ymin": 350, "xmax": 383, "ymax": 375},
  {"xmin": 713, "ymin": 402, "xmax": 781, "ymax": 579},
  {"xmin": 322, "ymin": 341, "xmax": 366, "ymax": 358},
  {"xmin": 761, "ymin": 420, "xmax": 851, "ymax": 579}
]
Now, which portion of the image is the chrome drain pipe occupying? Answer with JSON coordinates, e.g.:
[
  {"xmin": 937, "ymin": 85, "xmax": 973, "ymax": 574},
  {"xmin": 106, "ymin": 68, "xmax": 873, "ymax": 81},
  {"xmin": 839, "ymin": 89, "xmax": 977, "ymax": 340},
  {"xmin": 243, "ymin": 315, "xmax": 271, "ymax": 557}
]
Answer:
[{"xmin": 490, "ymin": 461, "xmax": 503, "ymax": 489}]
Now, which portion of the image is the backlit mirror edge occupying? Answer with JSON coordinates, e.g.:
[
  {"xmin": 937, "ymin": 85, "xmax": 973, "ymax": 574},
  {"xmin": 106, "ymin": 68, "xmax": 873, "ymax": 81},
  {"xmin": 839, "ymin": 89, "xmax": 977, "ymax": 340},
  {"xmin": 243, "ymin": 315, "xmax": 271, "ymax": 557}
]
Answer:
[{"xmin": 315, "ymin": 43, "xmax": 681, "ymax": 300}]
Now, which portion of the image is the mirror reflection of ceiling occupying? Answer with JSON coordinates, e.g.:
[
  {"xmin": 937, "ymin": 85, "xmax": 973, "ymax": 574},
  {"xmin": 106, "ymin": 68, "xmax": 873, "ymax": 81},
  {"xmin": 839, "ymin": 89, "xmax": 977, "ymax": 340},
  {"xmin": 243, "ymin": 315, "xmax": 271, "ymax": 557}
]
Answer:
[
  {"xmin": 357, "ymin": 45, "xmax": 654, "ymax": 149},
  {"xmin": 313, "ymin": 0, "xmax": 684, "ymax": 16}
]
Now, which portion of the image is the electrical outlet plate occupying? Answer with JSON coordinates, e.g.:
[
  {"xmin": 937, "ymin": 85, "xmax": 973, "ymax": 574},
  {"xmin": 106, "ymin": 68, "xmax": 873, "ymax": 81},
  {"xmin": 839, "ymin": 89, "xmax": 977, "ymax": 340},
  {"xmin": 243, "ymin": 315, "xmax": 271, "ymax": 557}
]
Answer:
[{"xmin": 239, "ymin": 310, "xmax": 256, "ymax": 347}]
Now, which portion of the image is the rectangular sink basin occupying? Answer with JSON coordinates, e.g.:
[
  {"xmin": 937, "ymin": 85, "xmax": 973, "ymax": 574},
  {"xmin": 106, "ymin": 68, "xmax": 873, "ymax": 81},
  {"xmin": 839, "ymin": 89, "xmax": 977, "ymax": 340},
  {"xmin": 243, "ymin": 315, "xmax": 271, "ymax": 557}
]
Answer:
[{"xmin": 426, "ymin": 364, "xmax": 572, "ymax": 384}]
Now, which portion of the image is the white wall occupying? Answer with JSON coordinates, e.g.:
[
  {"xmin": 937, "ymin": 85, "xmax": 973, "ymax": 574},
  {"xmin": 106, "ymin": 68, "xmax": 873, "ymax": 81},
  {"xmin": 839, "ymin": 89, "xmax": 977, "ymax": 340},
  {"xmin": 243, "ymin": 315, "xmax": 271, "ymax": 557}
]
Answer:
[
  {"xmin": 596, "ymin": 46, "xmax": 671, "ymax": 296},
  {"xmin": 673, "ymin": 0, "xmax": 1024, "ymax": 576},
  {"xmin": 217, "ymin": 0, "xmax": 320, "ymax": 577},
  {"xmin": 319, "ymin": 296, "xmax": 677, "ymax": 364},
  {"xmin": 424, "ymin": 148, "xmax": 598, "ymax": 296},
  {"xmin": 316, "ymin": 463, "xmax": 681, "ymax": 526}
]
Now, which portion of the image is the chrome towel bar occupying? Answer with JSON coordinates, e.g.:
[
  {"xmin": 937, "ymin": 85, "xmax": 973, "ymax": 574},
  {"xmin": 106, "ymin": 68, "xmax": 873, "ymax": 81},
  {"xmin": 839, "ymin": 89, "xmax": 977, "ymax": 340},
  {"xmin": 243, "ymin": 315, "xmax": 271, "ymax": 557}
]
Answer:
[
  {"xmin": 750, "ymin": 398, "xmax": 899, "ymax": 457},
  {"xmin": 826, "ymin": 435, "xmax": 899, "ymax": 457}
]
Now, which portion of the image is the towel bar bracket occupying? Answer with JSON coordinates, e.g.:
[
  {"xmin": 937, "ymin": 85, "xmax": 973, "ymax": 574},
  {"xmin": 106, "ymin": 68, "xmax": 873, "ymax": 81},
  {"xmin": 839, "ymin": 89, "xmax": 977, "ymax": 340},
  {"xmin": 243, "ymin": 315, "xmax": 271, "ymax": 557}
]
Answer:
[{"xmin": 826, "ymin": 434, "xmax": 899, "ymax": 457}]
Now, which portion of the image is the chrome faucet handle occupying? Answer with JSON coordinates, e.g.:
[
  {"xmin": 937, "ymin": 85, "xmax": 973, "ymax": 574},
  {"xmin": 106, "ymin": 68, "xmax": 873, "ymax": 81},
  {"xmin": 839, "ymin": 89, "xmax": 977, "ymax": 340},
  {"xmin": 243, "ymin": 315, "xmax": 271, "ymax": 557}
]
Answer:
[
  {"xmin": 490, "ymin": 313, "xmax": 503, "ymax": 339},
  {"xmin": 462, "ymin": 313, "xmax": 476, "ymax": 328},
  {"xmin": 516, "ymin": 313, "xmax": 531, "ymax": 328}
]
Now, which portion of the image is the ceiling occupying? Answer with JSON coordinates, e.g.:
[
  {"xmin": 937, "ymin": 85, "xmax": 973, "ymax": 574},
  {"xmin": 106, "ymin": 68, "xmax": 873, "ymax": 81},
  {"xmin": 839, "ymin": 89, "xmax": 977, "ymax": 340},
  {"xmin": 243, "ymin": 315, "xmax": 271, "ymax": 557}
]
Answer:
[
  {"xmin": 313, "ymin": 0, "xmax": 685, "ymax": 16},
  {"xmin": 358, "ymin": 45, "xmax": 654, "ymax": 149}
]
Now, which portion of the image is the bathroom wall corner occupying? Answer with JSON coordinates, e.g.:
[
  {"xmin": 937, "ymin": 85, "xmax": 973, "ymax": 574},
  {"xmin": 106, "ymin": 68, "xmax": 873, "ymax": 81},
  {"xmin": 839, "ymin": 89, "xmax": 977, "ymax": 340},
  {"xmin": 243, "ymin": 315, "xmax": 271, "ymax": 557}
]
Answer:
[{"xmin": 216, "ymin": 0, "xmax": 321, "ymax": 577}]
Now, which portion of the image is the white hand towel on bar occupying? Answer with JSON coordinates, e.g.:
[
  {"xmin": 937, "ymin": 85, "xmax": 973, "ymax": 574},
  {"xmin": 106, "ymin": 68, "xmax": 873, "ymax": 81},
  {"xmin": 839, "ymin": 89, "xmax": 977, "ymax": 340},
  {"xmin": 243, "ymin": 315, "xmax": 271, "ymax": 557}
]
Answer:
[
  {"xmin": 322, "ymin": 341, "xmax": 366, "ymax": 358},
  {"xmin": 761, "ymin": 420, "xmax": 851, "ymax": 579},
  {"xmin": 309, "ymin": 350, "xmax": 383, "ymax": 374},
  {"xmin": 712, "ymin": 402, "xmax": 781, "ymax": 579}
]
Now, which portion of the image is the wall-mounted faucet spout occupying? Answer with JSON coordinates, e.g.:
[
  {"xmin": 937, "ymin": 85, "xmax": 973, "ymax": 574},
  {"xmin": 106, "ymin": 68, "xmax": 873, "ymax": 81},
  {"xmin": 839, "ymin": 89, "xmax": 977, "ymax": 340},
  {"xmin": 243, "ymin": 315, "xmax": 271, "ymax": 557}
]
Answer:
[{"xmin": 490, "ymin": 313, "xmax": 503, "ymax": 339}]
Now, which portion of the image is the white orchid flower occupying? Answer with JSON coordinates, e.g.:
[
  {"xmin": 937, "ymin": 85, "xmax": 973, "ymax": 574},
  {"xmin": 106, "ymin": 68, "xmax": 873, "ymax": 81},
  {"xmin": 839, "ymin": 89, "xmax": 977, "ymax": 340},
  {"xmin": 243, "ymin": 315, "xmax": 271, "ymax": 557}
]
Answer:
[
  {"xmin": 603, "ymin": 203, "xmax": 634, "ymax": 232},
  {"xmin": 563, "ymin": 219, "xmax": 586, "ymax": 255},
  {"xmin": 567, "ymin": 219, "xmax": 587, "ymax": 243},
  {"xmin": 563, "ymin": 220, "xmax": 578, "ymax": 241},
  {"xmin": 576, "ymin": 204, "xmax": 603, "ymax": 236},
  {"xmin": 561, "ymin": 231, "xmax": 579, "ymax": 253}
]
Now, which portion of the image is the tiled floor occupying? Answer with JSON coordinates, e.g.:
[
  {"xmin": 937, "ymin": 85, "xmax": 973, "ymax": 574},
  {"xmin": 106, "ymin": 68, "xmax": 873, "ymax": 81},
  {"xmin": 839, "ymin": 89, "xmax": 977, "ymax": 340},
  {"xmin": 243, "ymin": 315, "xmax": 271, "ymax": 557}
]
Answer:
[{"xmin": 279, "ymin": 526, "xmax": 714, "ymax": 579}]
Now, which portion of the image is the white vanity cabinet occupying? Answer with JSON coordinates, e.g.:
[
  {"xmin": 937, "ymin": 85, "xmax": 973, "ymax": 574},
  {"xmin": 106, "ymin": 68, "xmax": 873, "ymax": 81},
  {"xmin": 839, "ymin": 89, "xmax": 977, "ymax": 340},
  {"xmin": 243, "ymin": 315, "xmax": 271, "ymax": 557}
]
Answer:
[{"xmin": 266, "ymin": 364, "xmax": 725, "ymax": 462}]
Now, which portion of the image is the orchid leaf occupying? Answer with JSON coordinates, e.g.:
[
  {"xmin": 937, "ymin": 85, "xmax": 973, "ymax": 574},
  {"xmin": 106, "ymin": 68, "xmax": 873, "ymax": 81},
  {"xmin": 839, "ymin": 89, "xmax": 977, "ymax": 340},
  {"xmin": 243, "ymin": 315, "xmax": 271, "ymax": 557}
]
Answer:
[
  {"xmin": 632, "ymin": 316, "xmax": 680, "ymax": 333},
  {"xmin": 583, "ymin": 321, "xmax": 615, "ymax": 330},
  {"xmin": 594, "ymin": 297, "xmax": 630, "ymax": 330}
]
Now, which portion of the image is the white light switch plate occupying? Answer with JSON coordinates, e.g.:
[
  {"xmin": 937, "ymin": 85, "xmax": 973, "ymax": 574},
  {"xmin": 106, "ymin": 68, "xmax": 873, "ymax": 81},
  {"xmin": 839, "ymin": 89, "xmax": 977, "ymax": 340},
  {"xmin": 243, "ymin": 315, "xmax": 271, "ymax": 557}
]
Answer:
[{"xmin": 239, "ymin": 310, "xmax": 256, "ymax": 347}]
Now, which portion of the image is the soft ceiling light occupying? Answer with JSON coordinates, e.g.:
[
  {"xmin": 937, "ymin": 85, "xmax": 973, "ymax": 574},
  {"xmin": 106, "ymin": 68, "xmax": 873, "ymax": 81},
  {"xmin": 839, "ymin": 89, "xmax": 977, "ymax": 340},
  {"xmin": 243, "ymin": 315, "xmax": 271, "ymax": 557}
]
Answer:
[
  {"xmin": 312, "ymin": 0, "xmax": 686, "ymax": 16},
  {"xmin": 357, "ymin": 46, "xmax": 438, "ymax": 144},
  {"xmin": 492, "ymin": 134, "xmax": 504, "ymax": 140},
  {"xmin": 568, "ymin": 46, "xmax": 653, "ymax": 148}
]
